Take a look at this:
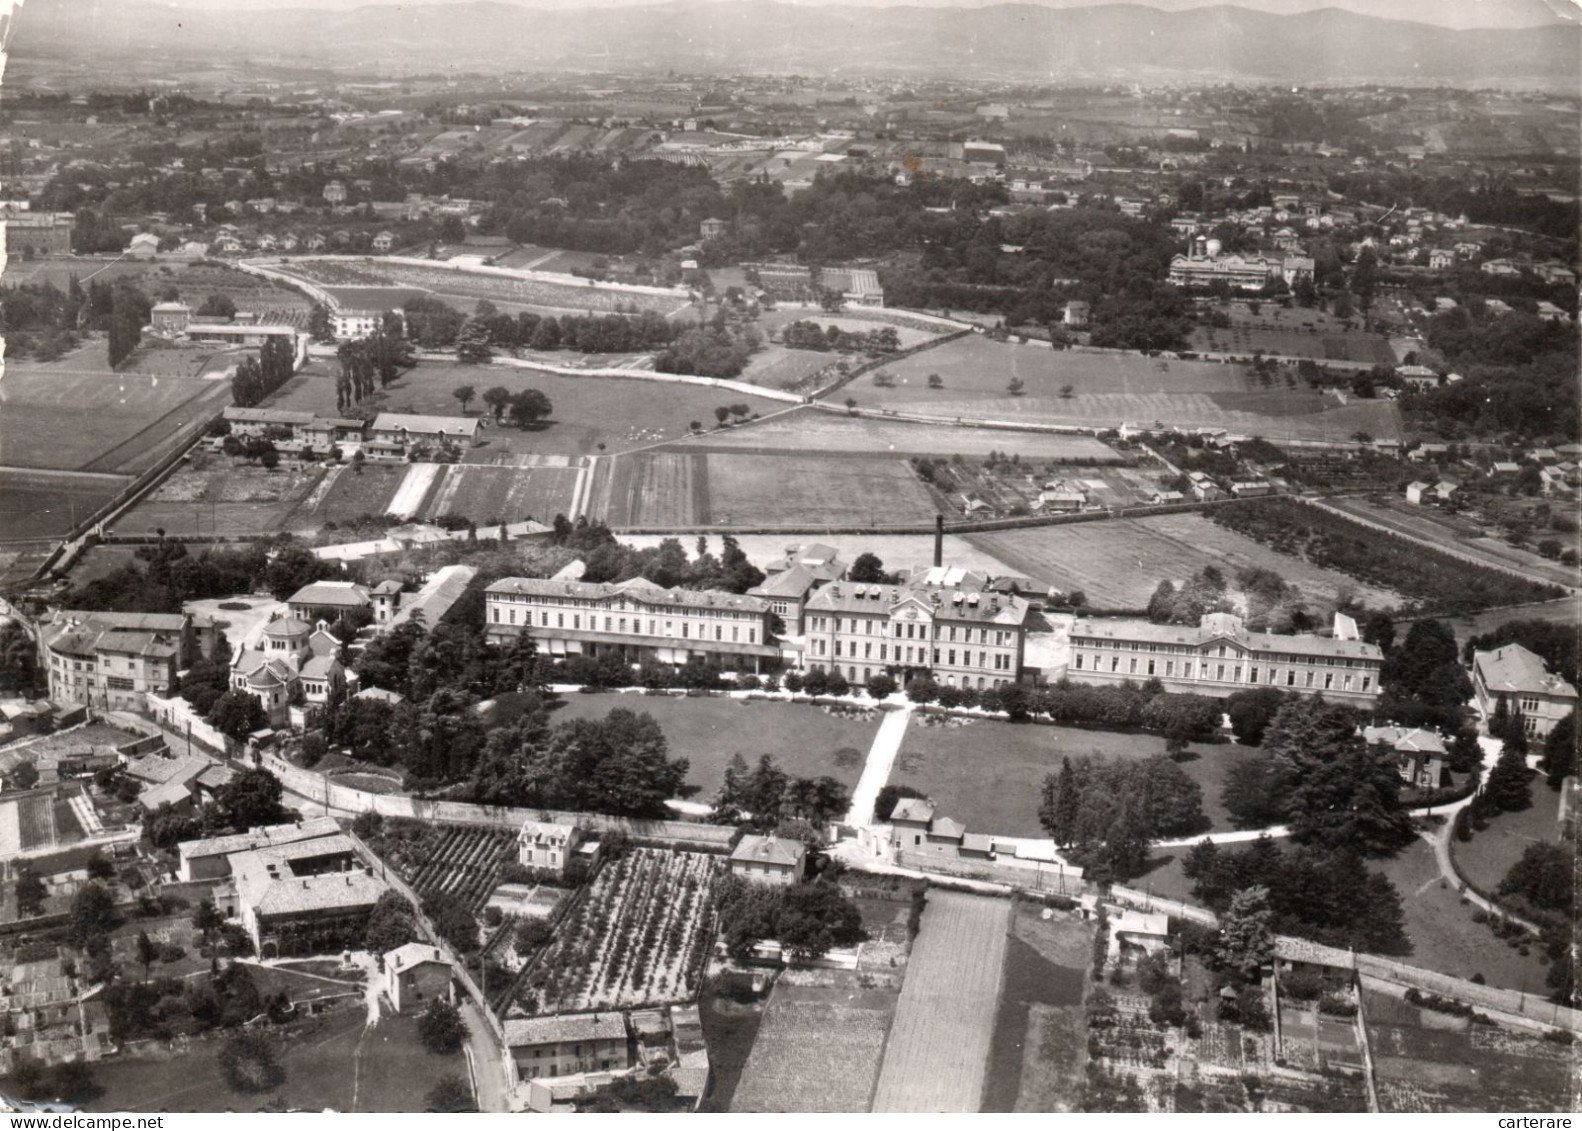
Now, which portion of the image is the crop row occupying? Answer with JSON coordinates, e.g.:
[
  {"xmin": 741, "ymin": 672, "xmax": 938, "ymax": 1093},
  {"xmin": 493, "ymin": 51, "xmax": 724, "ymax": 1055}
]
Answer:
[{"xmin": 530, "ymin": 848, "xmax": 722, "ymax": 1013}]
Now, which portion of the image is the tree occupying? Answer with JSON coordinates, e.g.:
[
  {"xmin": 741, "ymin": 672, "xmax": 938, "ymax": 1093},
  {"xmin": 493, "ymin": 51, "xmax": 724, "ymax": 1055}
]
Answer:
[
  {"xmin": 1480, "ymin": 742, "xmax": 1533, "ymax": 814},
  {"xmin": 85, "ymin": 850, "xmax": 115, "ymax": 881},
  {"xmin": 418, "ymin": 998, "xmax": 468, "ymax": 1054},
  {"xmin": 1225, "ymin": 688, "xmax": 1286, "ymax": 745},
  {"xmin": 1541, "ymin": 712, "xmax": 1576, "ymax": 789},
  {"xmin": 197, "ymin": 292, "xmax": 237, "ymax": 319},
  {"xmin": 214, "ymin": 767, "xmax": 287, "ymax": 829},
  {"xmin": 1007, "ymin": 377, "xmax": 1025, "ymax": 396},
  {"xmin": 1497, "ymin": 841, "xmax": 1573, "ymax": 915},
  {"xmin": 873, "ymin": 783, "xmax": 926, "ymax": 822},
  {"xmin": 775, "ymin": 882, "xmax": 866, "ymax": 961},
  {"xmin": 207, "ymin": 690, "xmax": 268, "ymax": 743},
  {"xmin": 451, "ymin": 384, "xmax": 476, "ymax": 414},
  {"xmin": 865, "ymin": 672, "xmax": 897, "ymax": 700},
  {"xmin": 849, "ymin": 552, "xmax": 888, "ymax": 584},
  {"xmin": 1039, "ymin": 757, "xmax": 1082, "ymax": 847},
  {"xmin": 455, "ymin": 317, "xmax": 493, "ymax": 363},
  {"xmin": 507, "ymin": 388, "xmax": 553, "ymax": 428},
  {"xmin": 481, "ymin": 385, "xmax": 512, "ymax": 420},
  {"xmin": 1214, "ymin": 885, "xmax": 1274, "ymax": 981},
  {"xmin": 68, "ymin": 881, "xmax": 117, "ymax": 953},
  {"xmin": 926, "ymin": 373, "xmax": 944, "ymax": 389},
  {"xmin": 0, "ymin": 620, "xmax": 39, "ymax": 694},
  {"xmin": 135, "ymin": 930, "xmax": 159, "ymax": 982},
  {"xmin": 307, "ymin": 303, "xmax": 334, "ymax": 342},
  {"xmin": 363, "ymin": 891, "xmax": 419, "ymax": 953},
  {"xmin": 427, "ymin": 1074, "xmax": 474, "ymax": 1112},
  {"xmin": 14, "ymin": 871, "xmax": 46, "ymax": 918},
  {"xmin": 219, "ymin": 1030, "xmax": 285, "ymax": 1093}
]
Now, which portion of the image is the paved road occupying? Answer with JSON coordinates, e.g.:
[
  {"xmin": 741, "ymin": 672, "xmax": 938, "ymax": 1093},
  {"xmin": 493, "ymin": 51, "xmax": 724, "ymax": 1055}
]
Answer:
[
  {"xmin": 457, "ymin": 995, "xmax": 513, "ymax": 1112},
  {"xmin": 844, "ymin": 702, "xmax": 911, "ymax": 826}
]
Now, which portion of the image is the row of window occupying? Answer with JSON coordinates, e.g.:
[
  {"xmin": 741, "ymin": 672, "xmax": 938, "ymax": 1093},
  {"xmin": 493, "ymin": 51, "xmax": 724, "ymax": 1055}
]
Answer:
[
  {"xmin": 827, "ymin": 664, "xmax": 1011, "ymax": 690},
  {"xmin": 808, "ymin": 640, "xmax": 1012, "ymax": 671},
  {"xmin": 491, "ymin": 594, "xmax": 756, "ymax": 621},
  {"xmin": 810, "ymin": 616, "xmax": 1012, "ymax": 646},
  {"xmin": 1072, "ymin": 638, "xmax": 1377, "ymax": 670},
  {"xmin": 1074, "ymin": 652, "xmax": 1372, "ymax": 692},
  {"xmin": 490, "ymin": 606, "xmax": 759, "ymax": 645}
]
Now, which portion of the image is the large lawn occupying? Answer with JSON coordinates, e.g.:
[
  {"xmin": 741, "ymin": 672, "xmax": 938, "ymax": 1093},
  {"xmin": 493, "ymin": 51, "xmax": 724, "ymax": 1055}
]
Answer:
[
  {"xmin": 966, "ymin": 512, "xmax": 1403, "ymax": 611},
  {"xmin": 663, "ymin": 405, "xmax": 1126, "ymax": 461},
  {"xmin": 889, "ymin": 716, "xmax": 1258, "ymax": 838},
  {"xmin": 263, "ymin": 360, "xmax": 785, "ymax": 458},
  {"xmin": 544, "ymin": 692, "xmax": 880, "ymax": 800},
  {"xmin": 1451, "ymin": 784, "xmax": 1568, "ymax": 902},
  {"xmin": 704, "ymin": 452, "xmax": 938, "ymax": 527},
  {"xmin": 0, "ymin": 469, "xmax": 126, "ymax": 541},
  {"xmin": 0, "ymin": 353, "xmax": 229, "ymax": 473},
  {"xmin": 859, "ymin": 335, "xmax": 1402, "ymax": 442},
  {"xmin": 1377, "ymin": 837, "xmax": 1551, "ymax": 994},
  {"xmin": 84, "ymin": 998, "xmax": 462, "ymax": 1113}
]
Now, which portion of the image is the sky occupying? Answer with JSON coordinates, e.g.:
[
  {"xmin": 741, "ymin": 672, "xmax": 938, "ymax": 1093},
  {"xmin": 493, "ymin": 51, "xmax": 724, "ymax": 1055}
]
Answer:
[{"xmin": 169, "ymin": 0, "xmax": 1580, "ymax": 22}]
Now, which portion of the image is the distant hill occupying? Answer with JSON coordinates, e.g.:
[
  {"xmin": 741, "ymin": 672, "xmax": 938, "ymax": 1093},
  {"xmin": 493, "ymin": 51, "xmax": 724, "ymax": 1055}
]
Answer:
[{"xmin": 10, "ymin": 0, "xmax": 1581, "ymax": 87}]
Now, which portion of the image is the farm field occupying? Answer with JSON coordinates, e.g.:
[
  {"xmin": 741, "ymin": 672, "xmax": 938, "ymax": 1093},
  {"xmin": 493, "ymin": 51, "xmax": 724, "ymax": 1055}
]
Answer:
[
  {"xmin": 663, "ymin": 406, "xmax": 1126, "ymax": 461},
  {"xmin": 0, "ymin": 469, "xmax": 126, "ymax": 541},
  {"xmin": 863, "ymin": 337, "xmax": 1402, "ymax": 442},
  {"xmin": 262, "ymin": 361, "xmax": 785, "ymax": 459},
  {"xmin": 1368, "ymin": 996, "xmax": 1573, "ymax": 1111},
  {"xmin": 736, "ymin": 345, "xmax": 840, "ymax": 392},
  {"xmin": 1322, "ymin": 497, "xmax": 1580, "ymax": 591},
  {"xmin": 982, "ymin": 903, "xmax": 1092, "ymax": 1112},
  {"xmin": 1435, "ymin": 597, "xmax": 1577, "ymax": 648},
  {"xmin": 1190, "ymin": 304, "xmax": 1400, "ymax": 366},
  {"xmin": 0, "ymin": 356, "xmax": 228, "ymax": 474},
  {"xmin": 891, "ymin": 717, "xmax": 1253, "ymax": 837},
  {"xmin": 705, "ymin": 453, "xmax": 938, "ymax": 527},
  {"xmin": 269, "ymin": 259, "xmax": 690, "ymax": 316},
  {"xmin": 586, "ymin": 453, "xmax": 706, "ymax": 527},
  {"xmin": 524, "ymin": 848, "xmax": 721, "ymax": 1012},
  {"xmin": 871, "ymin": 890, "xmax": 1011, "ymax": 1112},
  {"xmin": 544, "ymin": 693, "xmax": 877, "ymax": 799},
  {"xmin": 730, "ymin": 980, "xmax": 897, "ymax": 1112},
  {"xmin": 0, "ymin": 256, "xmax": 168, "ymax": 291},
  {"xmin": 758, "ymin": 308, "xmax": 946, "ymax": 351},
  {"xmin": 364, "ymin": 821, "xmax": 517, "ymax": 914},
  {"xmin": 415, "ymin": 463, "xmax": 582, "ymax": 525},
  {"xmin": 1374, "ymin": 839, "xmax": 1548, "ymax": 993},
  {"xmin": 615, "ymin": 532, "xmax": 1019, "ymax": 580},
  {"xmin": 966, "ymin": 512, "xmax": 1404, "ymax": 611}
]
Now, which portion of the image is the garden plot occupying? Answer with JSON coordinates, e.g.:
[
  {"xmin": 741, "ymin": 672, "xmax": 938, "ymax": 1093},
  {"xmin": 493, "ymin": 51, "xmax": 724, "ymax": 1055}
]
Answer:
[
  {"xmin": 525, "ymin": 848, "xmax": 721, "ymax": 1012},
  {"xmin": 367, "ymin": 822, "xmax": 518, "ymax": 914},
  {"xmin": 730, "ymin": 984, "xmax": 896, "ymax": 1112}
]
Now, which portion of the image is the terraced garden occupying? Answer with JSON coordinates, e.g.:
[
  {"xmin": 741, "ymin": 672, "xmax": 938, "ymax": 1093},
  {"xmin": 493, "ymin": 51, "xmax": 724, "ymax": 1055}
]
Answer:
[
  {"xmin": 522, "ymin": 848, "xmax": 721, "ymax": 1012},
  {"xmin": 366, "ymin": 822, "xmax": 518, "ymax": 914}
]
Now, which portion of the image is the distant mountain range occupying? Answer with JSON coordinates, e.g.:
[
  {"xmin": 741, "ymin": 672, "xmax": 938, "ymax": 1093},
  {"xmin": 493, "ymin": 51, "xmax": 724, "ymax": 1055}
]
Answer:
[
  {"xmin": 161, "ymin": 0, "xmax": 1582, "ymax": 30},
  {"xmin": 11, "ymin": 0, "xmax": 1581, "ymax": 86}
]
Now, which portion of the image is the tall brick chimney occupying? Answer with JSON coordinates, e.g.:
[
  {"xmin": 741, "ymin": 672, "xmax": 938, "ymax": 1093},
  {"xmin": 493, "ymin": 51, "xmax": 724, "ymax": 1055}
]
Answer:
[{"xmin": 933, "ymin": 514, "xmax": 944, "ymax": 569}]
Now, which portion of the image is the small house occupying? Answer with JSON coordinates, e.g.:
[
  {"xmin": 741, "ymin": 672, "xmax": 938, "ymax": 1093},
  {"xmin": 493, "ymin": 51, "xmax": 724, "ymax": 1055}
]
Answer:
[
  {"xmin": 728, "ymin": 834, "xmax": 807, "ymax": 886},
  {"xmin": 384, "ymin": 943, "xmax": 452, "ymax": 1013},
  {"xmin": 517, "ymin": 820, "xmax": 583, "ymax": 877}
]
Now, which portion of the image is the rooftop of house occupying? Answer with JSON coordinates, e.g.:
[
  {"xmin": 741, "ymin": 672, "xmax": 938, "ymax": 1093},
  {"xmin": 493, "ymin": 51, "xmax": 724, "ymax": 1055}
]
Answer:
[
  {"xmin": 729, "ymin": 834, "xmax": 806, "ymax": 869},
  {"xmin": 1069, "ymin": 611, "xmax": 1383, "ymax": 662},
  {"xmin": 889, "ymin": 798, "xmax": 936, "ymax": 825},
  {"xmin": 503, "ymin": 1012, "xmax": 628, "ymax": 1048},
  {"xmin": 748, "ymin": 563, "xmax": 826, "ymax": 600},
  {"xmin": 1363, "ymin": 726, "xmax": 1446, "ymax": 754},
  {"xmin": 138, "ymin": 779, "xmax": 197, "ymax": 811},
  {"xmin": 1474, "ymin": 643, "xmax": 1578, "ymax": 700},
  {"xmin": 370, "ymin": 412, "xmax": 479, "ymax": 437},
  {"xmin": 520, "ymin": 819, "xmax": 579, "ymax": 842},
  {"xmin": 288, "ymin": 581, "xmax": 371, "ymax": 608},
  {"xmin": 928, "ymin": 817, "xmax": 966, "ymax": 841},
  {"xmin": 385, "ymin": 942, "xmax": 447, "ymax": 972},
  {"xmin": 487, "ymin": 576, "xmax": 771, "ymax": 616},
  {"xmin": 125, "ymin": 752, "xmax": 212, "ymax": 788},
  {"xmin": 178, "ymin": 818, "xmax": 344, "ymax": 862}
]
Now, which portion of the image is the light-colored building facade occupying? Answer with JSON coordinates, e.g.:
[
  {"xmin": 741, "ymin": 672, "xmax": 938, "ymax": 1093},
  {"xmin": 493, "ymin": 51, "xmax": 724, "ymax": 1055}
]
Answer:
[
  {"xmin": 517, "ymin": 820, "xmax": 583, "ymax": 877},
  {"xmin": 40, "ymin": 611, "xmax": 209, "ymax": 712},
  {"xmin": 177, "ymin": 817, "xmax": 344, "ymax": 882},
  {"xmin": 1472, "ymin": 644, "xmax": 1578, "ymax": 739},
  {"xmin": 484, "ymin": 576, "xmax": 777, "ymax": 673},
  {"xmin": 384, "ymin": 943, "xmax": 453, "ymax": 1013},
  {"xmin": 504, "ymin": 1014, "xmax": 631, "ymax": 1082},
  {"xmin": 799, "ymin": 567, "xmax": 1031, "ymax": 689},
  {"xmin": 229, "ymin": 838, "xmax": 384, "ymax": 957},
  {"xmin": 728, "ymin": 835, "xmax": 807, "ymax": 885},
  {"xmin": 1067, "ymin": 611, "xmax": 1383, "ymax": 705}
]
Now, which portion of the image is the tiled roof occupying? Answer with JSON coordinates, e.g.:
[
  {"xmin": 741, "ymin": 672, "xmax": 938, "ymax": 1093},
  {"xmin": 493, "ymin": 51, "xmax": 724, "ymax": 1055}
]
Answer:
[
  {"xmin": 179, "ymin": 817, "xmax": 342, "ymax": 862},
  {"xmin": 371, "ymin": 412, "xmax": 479, "ymax": 437},
  {"xmin": 749, "ymin": 564, "xmax": 823, "ymax": 600},
  {"xmin": 1475, "ymin": 644, "xmax": 1578, "ymax": 700},
  {"xmin": 487, "ymin": 576, "xmax": 770, "ymax": 615},
  {"xmin": 385, "ymin": 942, "xmax": 447, "ymax": 971},
  {"xmin": 928, "ymin": 817, "xmax": 966, "ymax": 841},
  {"xmin": 1363, "ymin": 726, "xmax": 1446, "ymax": 754},
  {"xmin": 503, "ymin": 1013, "xmax": 627, "ymax": 1048},
  {"xmin": 889, "ymin": 798, "xmax": 935, "ymax": 824},
  {"xmin": 126, "ymin": 753, "xmax": 211, "ymax": 787},
  {"xmin": 288, "ymin": 581, "xmax": 370, "ymax": 608},
  {"xmin": 1070, "ymin": 612, "xmax": 1382, "ymax": 662},
  {"xmin": 729, "ymin": 834, "xmax": 806, "ymax": 868},
  {"xmin": 263, "ymin": 616, "xmax": 312, "ymax": 636},
  {"xmin": 250, "ymin": 869, "xmax": 386, "ymax": 917},
  {"xmin": 806, "ymin": 582, "xmax": 1031, "ymax": 626}
]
